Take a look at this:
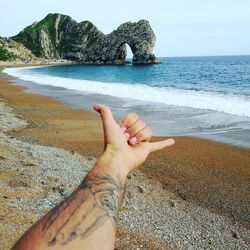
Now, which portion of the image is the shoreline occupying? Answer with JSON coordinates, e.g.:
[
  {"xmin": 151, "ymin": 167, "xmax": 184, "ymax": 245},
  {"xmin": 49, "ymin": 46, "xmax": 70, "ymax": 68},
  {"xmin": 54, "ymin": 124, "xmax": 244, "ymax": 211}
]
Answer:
[
  {"xmin": 3, "ymin": 62, "xmax": 250, "ymax": 149},
  {"xmin": 0, "ymin": 66, "xmax": 250, "ymax": 249},
  {"xmin": 0, "ymin": 59, "xmax": 77, "ymax": 67}
]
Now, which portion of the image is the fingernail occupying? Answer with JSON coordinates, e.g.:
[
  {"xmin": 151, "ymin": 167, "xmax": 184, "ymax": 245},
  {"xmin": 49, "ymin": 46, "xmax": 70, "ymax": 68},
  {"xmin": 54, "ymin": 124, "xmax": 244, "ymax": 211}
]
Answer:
[
  {"xmin": 129, "ymin": 137, "xmax": 137, "ymax": 145},
  {"xmin": 125, "ymin": 132, "xmax": 130, "ymax": 140},
  {"xmin": 121, "ymin": 127, "xmax": 126, "ymax": 132}
]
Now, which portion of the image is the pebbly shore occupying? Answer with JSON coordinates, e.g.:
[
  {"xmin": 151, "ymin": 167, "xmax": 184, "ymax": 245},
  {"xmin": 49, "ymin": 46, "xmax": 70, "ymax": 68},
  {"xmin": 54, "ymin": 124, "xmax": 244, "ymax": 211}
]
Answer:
[{"xmin": 0, "ymin": 95, "xmax": 249, "ymax": 249}]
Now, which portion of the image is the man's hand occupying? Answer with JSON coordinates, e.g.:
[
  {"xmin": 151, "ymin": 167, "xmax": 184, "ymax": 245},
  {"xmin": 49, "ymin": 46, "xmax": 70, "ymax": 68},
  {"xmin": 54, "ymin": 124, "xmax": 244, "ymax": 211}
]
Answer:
[
  {"xmin": 12, "ymin": 104, "xmax": 175, "ymax": 250},
  {"xmin": 93, "ymin": 104, "xmax": 175, "ymax": 175}
]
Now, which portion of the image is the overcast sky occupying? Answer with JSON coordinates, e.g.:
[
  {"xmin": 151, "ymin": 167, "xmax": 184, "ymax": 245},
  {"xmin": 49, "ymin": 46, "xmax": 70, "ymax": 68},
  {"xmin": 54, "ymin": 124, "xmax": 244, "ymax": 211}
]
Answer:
[{"xmin": 0, "ymin": 0, "xmax": 249, "ymax": 57}]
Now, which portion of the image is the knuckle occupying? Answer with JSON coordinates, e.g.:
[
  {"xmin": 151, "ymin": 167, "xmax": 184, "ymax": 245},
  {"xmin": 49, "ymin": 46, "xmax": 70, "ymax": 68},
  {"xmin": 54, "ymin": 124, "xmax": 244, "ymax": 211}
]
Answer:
[
  {"xmin": 136, "ymin": 128, "xmax": 150, "ymax": 141},
  {"xmin": 126, "ymin": 126, "xmax": 135, "ymax": 135},
  {"xmin": 128, "ymin": 112, "xmax": 138, "ymax": 121},
  {"xmin": 122, "ymin": 112, "xmax": 139, "ymax": 127},
  {"xmin": 126, "ymin": 120, "xmax": 146, "ymax": 137},
  {"xmin": 137, "ymin": 119, "xmax": 146, "ymax": 128}
]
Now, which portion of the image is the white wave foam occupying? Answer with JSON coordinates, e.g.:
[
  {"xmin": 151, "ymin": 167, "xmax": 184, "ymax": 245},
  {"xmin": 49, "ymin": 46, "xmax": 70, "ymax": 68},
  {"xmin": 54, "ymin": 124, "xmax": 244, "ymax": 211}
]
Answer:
[{"xmin": 4, "ymin": 67, "xmax": 250, "ymax": 117}]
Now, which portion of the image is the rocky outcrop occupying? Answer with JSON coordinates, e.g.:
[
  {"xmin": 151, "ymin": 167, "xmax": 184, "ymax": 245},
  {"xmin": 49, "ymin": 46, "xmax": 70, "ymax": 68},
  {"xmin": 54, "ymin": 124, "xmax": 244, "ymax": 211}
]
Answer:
[
  {"xmin": 12, "ymin": 13, "xmax": 159, "ymax": 64},
  {"xmin": 0, "ymin": 37, "xmax": 37, "ymax": 62}
]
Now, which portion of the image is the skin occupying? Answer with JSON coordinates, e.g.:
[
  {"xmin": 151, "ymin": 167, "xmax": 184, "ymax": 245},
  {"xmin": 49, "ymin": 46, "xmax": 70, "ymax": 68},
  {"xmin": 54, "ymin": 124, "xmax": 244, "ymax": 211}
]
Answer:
[{"xmin": 12, "ymin": 104, "xmax": 175, "ymax": 250}]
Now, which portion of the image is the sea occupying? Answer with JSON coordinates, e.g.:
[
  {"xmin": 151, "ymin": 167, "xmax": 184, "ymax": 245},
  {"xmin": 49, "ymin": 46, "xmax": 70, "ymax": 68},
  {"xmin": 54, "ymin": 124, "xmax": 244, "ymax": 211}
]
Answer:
[{"xmin": 3, "ymin": 56, "xmax": 250, "ymax": 148}]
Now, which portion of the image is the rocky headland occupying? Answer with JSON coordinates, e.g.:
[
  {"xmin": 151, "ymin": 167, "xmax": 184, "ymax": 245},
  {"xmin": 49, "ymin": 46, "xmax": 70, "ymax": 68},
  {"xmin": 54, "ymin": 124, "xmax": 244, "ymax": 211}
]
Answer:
[{"xmin": 0, "ymin": 13, "xmax": 159, "ymax": 65}]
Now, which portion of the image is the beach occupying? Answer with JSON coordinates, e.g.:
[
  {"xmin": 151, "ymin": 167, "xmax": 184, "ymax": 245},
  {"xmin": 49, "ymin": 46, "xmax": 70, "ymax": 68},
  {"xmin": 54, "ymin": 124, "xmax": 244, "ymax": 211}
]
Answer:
[
  {"xmin": 5, "ymin": 56, "xmax": 250, "ymax": 148},
  {"xmin": 0, "ymin": 67, "xmax": 250, "ymax": 249}
]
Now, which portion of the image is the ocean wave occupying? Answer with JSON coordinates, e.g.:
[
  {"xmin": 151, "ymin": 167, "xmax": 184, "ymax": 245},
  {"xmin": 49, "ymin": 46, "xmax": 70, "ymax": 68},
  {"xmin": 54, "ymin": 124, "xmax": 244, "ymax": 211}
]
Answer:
[{"xmin": 4, "ymin": 67, "xmax": 250, "ymax": 117}]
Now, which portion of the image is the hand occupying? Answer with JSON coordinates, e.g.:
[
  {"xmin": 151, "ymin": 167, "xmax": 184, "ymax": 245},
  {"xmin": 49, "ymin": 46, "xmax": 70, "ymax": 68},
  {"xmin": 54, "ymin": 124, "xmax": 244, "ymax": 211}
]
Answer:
[{"xmin": 93, "ymin": 104, "xmax": 175, "ymax": 175}]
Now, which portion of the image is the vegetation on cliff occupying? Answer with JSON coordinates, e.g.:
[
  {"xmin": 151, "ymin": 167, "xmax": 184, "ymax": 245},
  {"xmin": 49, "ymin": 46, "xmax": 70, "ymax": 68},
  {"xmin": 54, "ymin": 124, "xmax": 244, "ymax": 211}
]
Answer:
[
  {"xmin": 2, "ymin": 13, "xmax": 159, "ymax": 64},
  {"xmin": 0, "ymin": 36, "xmax": 37, "ymax": 62},
  {"xmin": 0, "ymin": 37, "xmax": 16, "ymax": 61}
]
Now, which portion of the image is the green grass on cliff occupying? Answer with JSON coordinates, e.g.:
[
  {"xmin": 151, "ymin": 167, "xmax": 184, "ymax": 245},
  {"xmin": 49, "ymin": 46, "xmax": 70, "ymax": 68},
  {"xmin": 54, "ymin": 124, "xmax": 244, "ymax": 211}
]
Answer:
[
  {"xmin": 0, "ymin": 46, "xmax": 16, "ymax": 61},
  {"xmin": 25, "ymin": 13, "xmax": 56, "ymax": 33},
  {"xmin": 10, "ymin": 13, "xmax": 103, "ymax": 59},
  {"xmin": 0, "ymin": 38, "xmax": 16, "ymax": 61},
  {"xmin": 12, "ymin": 13, "xmax": 61, "ymax": 57}
]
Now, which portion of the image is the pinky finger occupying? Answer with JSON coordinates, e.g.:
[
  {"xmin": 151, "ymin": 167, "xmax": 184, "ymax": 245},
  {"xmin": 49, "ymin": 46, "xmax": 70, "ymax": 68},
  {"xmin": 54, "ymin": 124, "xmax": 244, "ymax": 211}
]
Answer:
[{"xmin": 149, "ymin": 138, "xmax": 175, "ymax": 153}]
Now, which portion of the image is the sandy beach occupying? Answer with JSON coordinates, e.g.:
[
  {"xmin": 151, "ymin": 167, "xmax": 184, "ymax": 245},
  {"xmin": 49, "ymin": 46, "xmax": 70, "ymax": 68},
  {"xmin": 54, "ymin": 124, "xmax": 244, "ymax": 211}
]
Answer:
[{"xmin": 0, "ymin": 67, "xmax": 249, "ymax": 249}]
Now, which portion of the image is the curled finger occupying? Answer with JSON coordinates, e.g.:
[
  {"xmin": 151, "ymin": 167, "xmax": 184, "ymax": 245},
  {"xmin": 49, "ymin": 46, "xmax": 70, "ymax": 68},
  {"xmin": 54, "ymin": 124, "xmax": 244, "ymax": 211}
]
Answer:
[
  {"xmin": 126, "ymin": 119, "xmax": 146, "ymax": 138},
  {"xmin": 120, "ymin": 112, "xmax": 139, "ymax": 129},
  {"xmin": 132, "ymin": 127, "xmax": 152, "ymax": 144}
]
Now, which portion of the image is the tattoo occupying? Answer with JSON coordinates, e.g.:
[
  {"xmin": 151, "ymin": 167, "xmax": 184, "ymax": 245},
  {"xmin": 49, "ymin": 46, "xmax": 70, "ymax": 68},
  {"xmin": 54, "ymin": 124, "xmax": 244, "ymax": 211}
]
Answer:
[{"xmin": 42, "ymin": 174, "xmax": 123, "ymax": 246}]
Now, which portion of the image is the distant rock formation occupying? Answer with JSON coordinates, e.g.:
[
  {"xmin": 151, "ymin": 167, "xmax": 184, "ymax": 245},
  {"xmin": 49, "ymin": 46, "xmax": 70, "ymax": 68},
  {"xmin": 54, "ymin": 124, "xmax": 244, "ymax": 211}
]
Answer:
[
  {"xmin": 11, "ymin": 13, "xmax": 160, "ymax": 64},
  {"xmin": 90, "ymin": 20, "xmax": 159, "ymax": 64}
]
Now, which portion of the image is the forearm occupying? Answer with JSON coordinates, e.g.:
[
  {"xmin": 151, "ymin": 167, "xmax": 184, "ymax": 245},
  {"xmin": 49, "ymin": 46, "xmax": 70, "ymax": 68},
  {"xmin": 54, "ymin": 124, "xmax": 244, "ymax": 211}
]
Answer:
[
  {"xmin": 12, "ymin": 151, "xmax": 128, "ymax": 250},
  {"xmin": 12, "ymin": 103, "xmax": 174, "ymax": 250}
]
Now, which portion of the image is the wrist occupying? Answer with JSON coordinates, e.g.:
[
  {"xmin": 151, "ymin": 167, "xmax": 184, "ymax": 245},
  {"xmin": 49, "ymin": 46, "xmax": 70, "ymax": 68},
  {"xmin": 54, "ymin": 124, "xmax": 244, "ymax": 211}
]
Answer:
[{"xmin": 92, "ymin": 149, "xmax": 131, "ymax": 183}]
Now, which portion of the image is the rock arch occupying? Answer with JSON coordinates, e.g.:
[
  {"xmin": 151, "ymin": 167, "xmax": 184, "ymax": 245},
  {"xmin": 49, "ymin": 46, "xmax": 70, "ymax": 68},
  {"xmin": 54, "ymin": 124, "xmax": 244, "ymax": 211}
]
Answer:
[{"xmin": 98, "ymin": 20, "xmax": 160, "ymax": 64}]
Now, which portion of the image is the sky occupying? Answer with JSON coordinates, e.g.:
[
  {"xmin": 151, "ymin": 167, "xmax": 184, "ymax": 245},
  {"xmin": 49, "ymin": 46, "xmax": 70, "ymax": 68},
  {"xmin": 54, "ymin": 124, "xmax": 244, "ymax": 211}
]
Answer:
[{"xmin": 0, "ymin": 0, "xmax": 249, "ymax": 57}]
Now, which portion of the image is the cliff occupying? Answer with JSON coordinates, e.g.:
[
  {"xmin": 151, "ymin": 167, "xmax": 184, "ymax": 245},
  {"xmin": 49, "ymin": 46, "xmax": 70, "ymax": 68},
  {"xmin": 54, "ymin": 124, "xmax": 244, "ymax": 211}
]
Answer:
[{"xmin": 3, "ymin": 13, "xmax": 159, "ymax": 64}]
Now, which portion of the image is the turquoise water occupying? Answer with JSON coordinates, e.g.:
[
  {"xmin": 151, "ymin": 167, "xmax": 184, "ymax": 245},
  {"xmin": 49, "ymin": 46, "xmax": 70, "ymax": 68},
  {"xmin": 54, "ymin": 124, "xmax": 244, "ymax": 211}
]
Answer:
[
  {"xmin": 4, "ymin": 56, "xmax": 250, "ymax": 147},
  {"xmin": 29, "ymin": 56, "xmax": 250, "ymax": 98}
]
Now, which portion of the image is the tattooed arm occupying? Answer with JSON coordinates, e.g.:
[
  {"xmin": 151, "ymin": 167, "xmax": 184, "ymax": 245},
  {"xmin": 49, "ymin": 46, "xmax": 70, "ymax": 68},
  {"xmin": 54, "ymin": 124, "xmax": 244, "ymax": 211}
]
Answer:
[{"xmin": 12, "ymin": 104, "xmax": 174, "ymax": 250}]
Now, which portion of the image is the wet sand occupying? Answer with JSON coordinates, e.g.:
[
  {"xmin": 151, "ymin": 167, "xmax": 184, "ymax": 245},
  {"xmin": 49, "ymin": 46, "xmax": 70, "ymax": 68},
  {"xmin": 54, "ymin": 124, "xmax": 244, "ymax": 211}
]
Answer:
[{"xmin": 0, "ymin": 68, "xmax": 250, "ymax": 249}]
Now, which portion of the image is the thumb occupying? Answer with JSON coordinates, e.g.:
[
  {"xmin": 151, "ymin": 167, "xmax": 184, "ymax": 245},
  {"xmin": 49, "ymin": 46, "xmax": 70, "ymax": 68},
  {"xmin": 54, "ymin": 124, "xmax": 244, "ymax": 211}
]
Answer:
[
  {"xmin": 149, "ymin": 138, "xmax": 175, "ymax": 153},
  {"xmin": 93, "ymin": 104, "xmax": 116, "ymax": 127}
]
